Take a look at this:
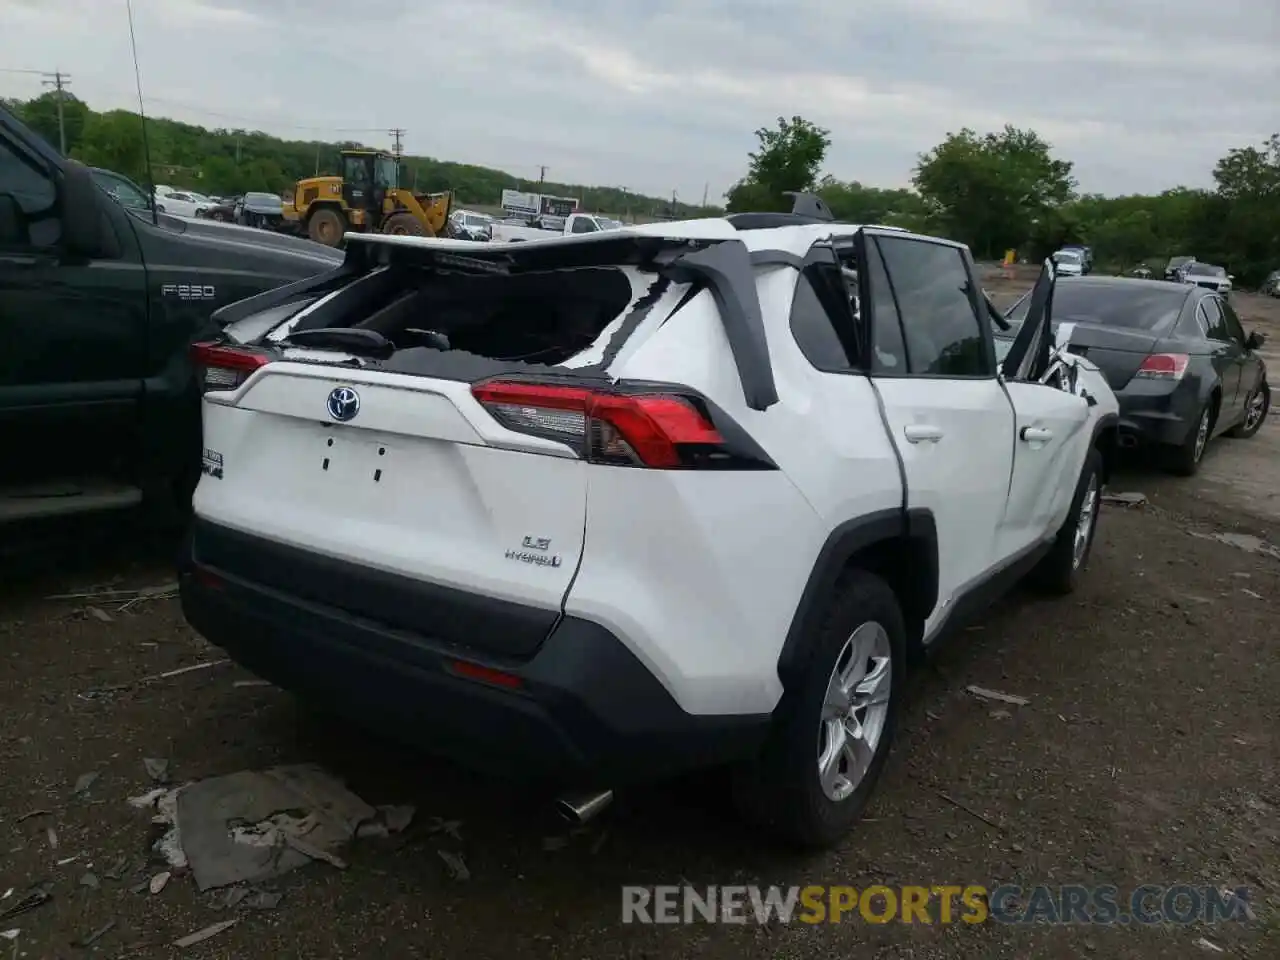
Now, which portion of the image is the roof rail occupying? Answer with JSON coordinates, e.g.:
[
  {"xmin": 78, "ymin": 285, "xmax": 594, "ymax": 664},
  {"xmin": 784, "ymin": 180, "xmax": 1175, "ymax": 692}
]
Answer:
[{"xmin": 784, "ymin": 191, "xmax": 834, "ymax": 222}]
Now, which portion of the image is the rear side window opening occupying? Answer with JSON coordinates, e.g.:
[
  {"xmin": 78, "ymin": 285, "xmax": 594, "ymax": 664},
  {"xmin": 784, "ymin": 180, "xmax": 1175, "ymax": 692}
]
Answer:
[{"xmin": 257, "ymin": 261, "xmax": 668, "ymax": 377}]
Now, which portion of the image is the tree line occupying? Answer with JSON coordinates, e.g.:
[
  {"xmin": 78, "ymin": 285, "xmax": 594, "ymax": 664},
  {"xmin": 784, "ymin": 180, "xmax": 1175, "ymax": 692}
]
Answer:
[
  {"xmin": 729, "ymin": 116, "xmax": 1280, "ymax": 287},
  {"xmin": 2, "ymin": 91, "xmax": 722, "ymax": 220},
  {"xmin": 5, "ymin": 92, "xmax": 1276, "ymax": 284}
]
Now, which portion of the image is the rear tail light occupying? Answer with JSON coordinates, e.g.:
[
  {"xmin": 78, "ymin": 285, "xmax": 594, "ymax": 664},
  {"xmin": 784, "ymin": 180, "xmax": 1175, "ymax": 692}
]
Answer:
[
  {"xmin": 1134, "ymin": 353, "xmax": 1189, "ymax": 381},
  {"xmin": 470, "ymin": 379, "xmax": 772, "ymax": 470},
  {"xmin": 191, "ymin": 342, "xmax": 270, "ymax": 393}
]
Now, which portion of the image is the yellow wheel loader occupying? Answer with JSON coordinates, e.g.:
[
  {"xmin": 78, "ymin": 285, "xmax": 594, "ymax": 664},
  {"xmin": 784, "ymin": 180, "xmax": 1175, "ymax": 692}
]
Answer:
[{"xmin": 281, "ymin": 149, "xmax": 452, "ymax": 247}]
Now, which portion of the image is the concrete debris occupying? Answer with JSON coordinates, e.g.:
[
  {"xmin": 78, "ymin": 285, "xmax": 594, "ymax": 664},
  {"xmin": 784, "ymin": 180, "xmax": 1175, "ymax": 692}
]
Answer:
[
  {"xmin": 245, "ymin": 889, "xmax": 283, "ymax": 910},
  {"xmin": 128, "ymin": 787, "xmax": 168, "ymax": 809},
  {"xmin": 149, "ymin": 871, "xmax": 170, "ymax": 895},
  {"xmin": 383, "ymin": 805, "xmax": 418, "ymax": 834},
  {"xmin": 0, "ymin": 929, "xmax": 16, "ymax": 941},
  {"xmin": 144, "ymin": 757, "xmax": 171, "ymax": 784},
  {"xmin": 1193, "ymin": 937, "xmax": 1224, "ymax": 953},
  {"xmin": 1102, "ymin": 491, "xmax": 1147, "ymax": 507},
  {"xmin": 437, "ymin": 849, "xmax": 470, "ymax": 881},
  {"xmin": 129, "ymin": 763, "xmax": 416, "ymax": 891},
  {"xmin": 1242, "ymin": 588, "xmax": 1263, "ymax": 599},
  {"xmin": 1188, "ymin": 529, "xmax": 1280, "ymax": 561},
  {"xmin": 966, "ymin": 685, "xmax": 1030, "ymax": 706},
  {"xmin": 174, "ymin": 918, "xmax": 238, "ymax": 948},
  {"xmin": 86, "ymin": 605, "xmax": 114, "ymax": 623},
  {"xmin": 171, "ymin": 764, "xmax": 373, "ymax": 890},
  {"xmin": 71, "ymin": 771, "xmax": 100, "ymax": 797},
  {"xmin": 72, "ymin": 919, "xmax": 115, "ymax": 948},
  {"xmin": 46, "ymin": 827, "xmax": 57, "ymax": 850}
]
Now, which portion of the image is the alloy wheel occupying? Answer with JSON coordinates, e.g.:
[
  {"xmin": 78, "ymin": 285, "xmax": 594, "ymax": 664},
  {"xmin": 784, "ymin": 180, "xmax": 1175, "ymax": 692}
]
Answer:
[
  {"xmin": 1072, "ymin": 474, "xmax": 1099, "ymax": 570},
  {"xmin": 1193, "ymin": 409, "xmax": 1211, "ymax": 462},
  {"xmin": 1245, "ymin": 387, "xmax": 1268, "ymax": 433},
  {"xmin": 817, "ymin": 622, "xmax": 892, "ymax": 802}
]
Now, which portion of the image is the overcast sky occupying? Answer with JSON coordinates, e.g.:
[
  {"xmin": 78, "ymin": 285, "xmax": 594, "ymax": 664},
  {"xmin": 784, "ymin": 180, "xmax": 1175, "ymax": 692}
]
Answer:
[{"xmin": 2, "ymin": 0, "xmax": 1276, "ymax": 202}]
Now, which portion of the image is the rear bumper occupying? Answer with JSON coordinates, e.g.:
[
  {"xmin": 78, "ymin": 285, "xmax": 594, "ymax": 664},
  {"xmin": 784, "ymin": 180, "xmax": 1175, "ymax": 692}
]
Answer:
[
  {"xmin": 179, "ymin": 524, "xmax": 768, "ymax": 783},
  {"xmin": 1114, "ymin": 381, "xmax": 1200, "ymax": 448}
]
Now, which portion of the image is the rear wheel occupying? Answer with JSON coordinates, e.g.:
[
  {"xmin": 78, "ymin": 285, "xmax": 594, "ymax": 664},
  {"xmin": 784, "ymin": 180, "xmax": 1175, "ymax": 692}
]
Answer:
[
  {"xmin": 1227, "ymin": 380, "xmax": 1269, "ymax": 439},
  {"xmin": 382, "ymin": 212, "xmax": 427, "ymax": 237},
  {"xmin": 1166, "ymin": 401, "xmax": 1213, "ymax": 476},
  {"xmin": 732, "ymin": 569, "xmax": 905, "ymax": 849},
  {"xmin": 307, "ymin": 207, "xmax": 346, "ymax": 246}
]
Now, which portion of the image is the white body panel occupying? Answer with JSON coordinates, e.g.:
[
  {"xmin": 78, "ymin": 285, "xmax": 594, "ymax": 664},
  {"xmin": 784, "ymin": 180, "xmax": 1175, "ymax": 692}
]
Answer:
[{"xmin": 196, "ymin": 363, "xmax": 589, "ymax": 614}]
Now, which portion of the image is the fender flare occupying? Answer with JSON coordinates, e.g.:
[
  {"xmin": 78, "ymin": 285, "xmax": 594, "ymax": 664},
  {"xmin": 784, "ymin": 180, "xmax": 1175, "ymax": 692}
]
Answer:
[{"xmin": 776, "ymin": 507, "xmax": 938, "ymax": 689}]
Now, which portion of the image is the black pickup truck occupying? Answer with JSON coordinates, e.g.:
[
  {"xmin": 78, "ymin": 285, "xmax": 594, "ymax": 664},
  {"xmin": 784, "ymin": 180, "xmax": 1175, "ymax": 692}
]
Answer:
[{"xmin": 0, "ymin": 106, "xmax": 343, "ymax": 524}]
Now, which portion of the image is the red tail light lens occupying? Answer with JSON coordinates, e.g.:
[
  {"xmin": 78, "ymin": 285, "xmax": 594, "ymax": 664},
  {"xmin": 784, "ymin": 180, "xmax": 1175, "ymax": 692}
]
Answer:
[
  {"xmin": 471, "ymin": 379, "xmax": 735, "ymax": 469},
  {"xmin": 1135, "ymin": 353, "xmax": 1189, "ymax": 381},
  {"xmin": 191, "ymin": 342, "xmax": 270, "ymax": 392}
]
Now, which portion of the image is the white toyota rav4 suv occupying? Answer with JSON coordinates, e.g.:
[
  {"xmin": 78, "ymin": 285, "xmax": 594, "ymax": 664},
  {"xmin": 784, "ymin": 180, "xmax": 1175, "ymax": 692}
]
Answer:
[{"xmin": 180, "ymin": 194, "xmax": 1119, "ymax": 848}]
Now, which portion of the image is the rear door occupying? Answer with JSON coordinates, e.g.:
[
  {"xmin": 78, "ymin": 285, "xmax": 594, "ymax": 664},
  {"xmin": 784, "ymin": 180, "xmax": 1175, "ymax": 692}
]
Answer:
[
  {"xmin": 859, "ymin": 229, "xmax": 1015, "ymax": 639},
  {"xmin": 1200, "ymin": 297, "xmax": 1243, "ymax": 412}
]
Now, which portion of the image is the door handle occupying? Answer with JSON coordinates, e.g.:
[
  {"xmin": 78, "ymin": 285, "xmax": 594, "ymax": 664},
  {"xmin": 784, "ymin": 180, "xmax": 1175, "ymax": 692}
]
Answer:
[
  {"xmin": 1021, "ymin": 426, "xmax": 1054, "ymax": 442},
  {"xmin": 904, "ymin": 424, "xmax": 944, "ymax": 444}
]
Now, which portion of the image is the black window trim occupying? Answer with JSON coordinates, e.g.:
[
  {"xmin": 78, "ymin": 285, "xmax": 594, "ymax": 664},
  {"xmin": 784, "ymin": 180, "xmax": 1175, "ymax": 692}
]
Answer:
[
  {"xmin": 860, "ymin": 228, "xmax": 998, "ymax": 381},
  {"xmin": 784, "ymin": 242, "xmax": 862, "ymax": 375}
]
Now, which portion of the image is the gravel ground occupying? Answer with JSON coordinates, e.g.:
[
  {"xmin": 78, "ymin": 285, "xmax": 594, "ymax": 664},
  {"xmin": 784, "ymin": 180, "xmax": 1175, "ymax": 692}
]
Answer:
[{"xmin": 2, "ymin": 288, "xmax": 1278, "ymax": 959}]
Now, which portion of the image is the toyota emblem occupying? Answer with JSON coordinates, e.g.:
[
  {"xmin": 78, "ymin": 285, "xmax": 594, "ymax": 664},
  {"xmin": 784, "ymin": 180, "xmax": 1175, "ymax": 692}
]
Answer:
[{"xmin": 326, "ymin": 386, "xmax": 361, "ymax": 422}]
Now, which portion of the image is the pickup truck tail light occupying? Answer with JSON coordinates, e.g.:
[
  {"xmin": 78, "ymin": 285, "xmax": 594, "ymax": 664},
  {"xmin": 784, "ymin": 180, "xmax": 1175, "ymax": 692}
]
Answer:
[
  {"xmin": 470, "ymin": 379, "xmax": 774, "ymax": 470},
  {"xmin": 192, "ymin": 342, "xmax": 270, "ymax": 393},
  {"xmin": 1134, "ymin": 353, "xmax": 1189, "ymax": 381}
]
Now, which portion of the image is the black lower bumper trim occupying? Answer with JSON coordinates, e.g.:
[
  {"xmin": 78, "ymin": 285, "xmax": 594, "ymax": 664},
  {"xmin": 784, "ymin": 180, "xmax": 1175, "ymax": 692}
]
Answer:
[
  {"xmin": 189, "ymin": 519, "xmax": 556, "ymax": 659},
  {"xmin": 179, "ymin": 553, "xmax": 768, "ymax": 783}
]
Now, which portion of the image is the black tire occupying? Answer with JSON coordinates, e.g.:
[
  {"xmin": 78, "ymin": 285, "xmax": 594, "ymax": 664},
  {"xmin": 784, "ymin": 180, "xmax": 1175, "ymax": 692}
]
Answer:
[
  {"xmin": 382, "ymin": 212, "xmax": 427, "ymax": 237},
  {"xmin": 307, "ymin": 207, "xmax": 346, "ymax": 247},
  {"xmin": 1227, "ymin": 380, "xmax": 1269, "ymax": 439},
  {"xmin": 732, "ymin": 569, "xmax": 906, "ymax": 849},
  {"xmin": 1165, "ymin": 400, "xmax": 1214, "ymax": 476},
  {"xmin": 1029, "ymin": 447, "xmax": 1103, "ymax": 595}
]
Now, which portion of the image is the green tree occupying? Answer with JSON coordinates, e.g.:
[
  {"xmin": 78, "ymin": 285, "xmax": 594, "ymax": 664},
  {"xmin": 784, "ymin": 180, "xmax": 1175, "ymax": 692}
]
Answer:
[
  {"xmin": 726, "ymin": 116, "xmax": 831, "ymax": 213},
  {"xmin": 19, "ymin": 90, "xmax": 90, "ymax": 154},
  {"xmin": 913, "ymin": 126, "xmax": 1076, "ymax": 259},
  {"xmin": 73, "ymin": 110, "xmax": 148, "ymax": 183},
  {"xmin": 816, "ymin": 177, "xmax": 930, "ymax": 229}
]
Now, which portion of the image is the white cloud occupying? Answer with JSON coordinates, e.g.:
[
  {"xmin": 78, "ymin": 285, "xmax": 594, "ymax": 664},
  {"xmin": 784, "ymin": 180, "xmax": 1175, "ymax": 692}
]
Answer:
[{"xmin": 1, "ymin": 0, "xmax": 1275, "ymax": 203}]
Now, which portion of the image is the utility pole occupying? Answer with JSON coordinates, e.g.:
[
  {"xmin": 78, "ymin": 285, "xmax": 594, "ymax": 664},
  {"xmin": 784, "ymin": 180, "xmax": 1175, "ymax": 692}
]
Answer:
[
  {"xmin": 388, "ymin": 128, "xmax": 406, "ymax": 189},
  {"xmin": 40, "ymin": 70, "xmax": 71, "ymax": 154},
  {"xmin": 702, "ymin": 182, "xmax": 709, "ymax": 208},
  {"xmin": 538, "ymin": 165, "xmax": 548, "ymax": 185}
]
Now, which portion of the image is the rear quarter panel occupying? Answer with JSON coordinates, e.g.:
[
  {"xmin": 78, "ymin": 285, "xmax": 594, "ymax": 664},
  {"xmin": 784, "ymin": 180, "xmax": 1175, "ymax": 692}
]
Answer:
[{"xmin": 563, "ymin": 265, "xmax": 901, "ymax": 717}]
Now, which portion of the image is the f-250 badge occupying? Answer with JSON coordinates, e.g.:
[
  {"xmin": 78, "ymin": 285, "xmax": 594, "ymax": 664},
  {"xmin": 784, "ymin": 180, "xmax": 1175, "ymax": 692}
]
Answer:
[{"xmin": 161, "ymin": 283, "xmax": 217, "ymax": 301}]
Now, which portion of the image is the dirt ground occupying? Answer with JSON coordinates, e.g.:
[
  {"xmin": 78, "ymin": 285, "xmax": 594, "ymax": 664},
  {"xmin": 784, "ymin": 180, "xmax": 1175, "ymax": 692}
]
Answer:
[{"xmin": 2, "ymin": 286, "xmax": 1279, "ymax": 959}]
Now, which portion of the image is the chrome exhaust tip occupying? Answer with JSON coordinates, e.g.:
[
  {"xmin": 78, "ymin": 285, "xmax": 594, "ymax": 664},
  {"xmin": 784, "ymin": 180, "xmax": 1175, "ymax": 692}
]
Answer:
[{"xmin": 555, "ymin": 789, "xmax": 614, "ymax": 825}]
